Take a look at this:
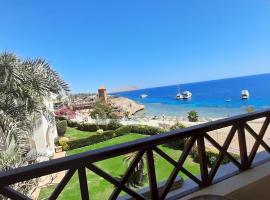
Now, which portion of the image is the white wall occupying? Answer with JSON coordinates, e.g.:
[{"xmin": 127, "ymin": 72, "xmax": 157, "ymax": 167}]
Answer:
[{"xmin": 31, "ymin": 96, "xmax": 58, "ymax": 160}]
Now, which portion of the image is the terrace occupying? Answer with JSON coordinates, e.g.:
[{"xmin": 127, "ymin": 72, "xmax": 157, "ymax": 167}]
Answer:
[{"xmin": 1, "ymin": 108, "xmax": 270, "ymax": 200}]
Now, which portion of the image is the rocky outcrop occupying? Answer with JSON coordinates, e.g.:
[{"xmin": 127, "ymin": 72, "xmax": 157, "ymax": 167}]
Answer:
[{"xmin": 110, "ymin": 97, "xmax": 144, "ymax": 117}]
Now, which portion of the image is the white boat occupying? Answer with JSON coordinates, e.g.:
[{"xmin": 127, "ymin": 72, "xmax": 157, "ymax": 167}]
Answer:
[
  {"xmin": 176, "ymin": 93, "xmax": 183, "ymax": 99},
  {"xmin": 241, "ymin": 90, "xmax": 250, "ymax": 99},
  {"xmin": 176, "ymin": 90, "xmax": 192, "ymax": 100},
  {"xmin": 182, "ymin": 91, "xmax": 192, "ymax": 99},
  {"xmin": 140, "ymin": 94, "xmax": 148, "ymax": 99}
]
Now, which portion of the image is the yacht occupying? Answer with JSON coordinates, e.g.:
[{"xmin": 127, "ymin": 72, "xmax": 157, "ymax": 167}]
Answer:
[
  {"xmin": 241, "ymin": 90, "xmax": 250, "ymax": 99},
  {"xmin": 176, "ymin": 91, "xmax": 192, "ymax": 100},
  {"xmin": 176, "ymin": 93, "xmax": 184, "ymax": 99},
  {"xmin": 182, "ymin": 91, "xmax": 192, "ymax": 99},
  {"xmin": 140, "ymin": 94, "xmax": 148, "ymax": 99}
]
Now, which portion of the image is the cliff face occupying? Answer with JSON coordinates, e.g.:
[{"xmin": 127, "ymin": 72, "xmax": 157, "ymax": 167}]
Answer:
[{"xmin": 110, "ymin": 97, "xmax": 144, "ymax": 117}]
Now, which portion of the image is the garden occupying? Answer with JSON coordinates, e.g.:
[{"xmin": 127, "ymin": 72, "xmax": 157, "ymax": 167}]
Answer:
[{"xmin": 38, "ymin": 117, "xmax": 239, "ymax": 200}]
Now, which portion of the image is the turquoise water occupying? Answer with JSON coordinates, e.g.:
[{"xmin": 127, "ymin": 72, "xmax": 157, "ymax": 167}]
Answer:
[{"xmin": 114, "ymin": 74, "xmax": 270, "ymax": 118}]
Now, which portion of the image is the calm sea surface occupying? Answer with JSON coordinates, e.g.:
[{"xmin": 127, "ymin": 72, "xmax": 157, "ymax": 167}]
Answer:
[{"xmin": 114, "ymin": 74, "xmax": 270, "ymax": 118}]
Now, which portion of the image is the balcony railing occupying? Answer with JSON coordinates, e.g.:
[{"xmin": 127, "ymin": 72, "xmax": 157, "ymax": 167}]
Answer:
[{"xmin": 1, "ymin": 109, "xmax": 270, "ymax": 200}]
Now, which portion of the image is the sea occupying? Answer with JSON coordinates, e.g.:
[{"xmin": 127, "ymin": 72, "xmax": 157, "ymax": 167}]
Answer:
[{"xmin": 113, "ymin": 74, "xmax": 270, "ymax": 118}]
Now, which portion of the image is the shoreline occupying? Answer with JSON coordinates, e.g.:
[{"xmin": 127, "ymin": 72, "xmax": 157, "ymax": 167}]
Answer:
[{"xmin": 131, "ymin": 102, "xmax": 267, "ymax": 118}]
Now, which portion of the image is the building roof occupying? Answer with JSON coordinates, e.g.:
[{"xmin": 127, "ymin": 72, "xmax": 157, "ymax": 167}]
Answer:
[{"xmin": 99, "ymin": 85, "xmax": 106, "ymax": 90}]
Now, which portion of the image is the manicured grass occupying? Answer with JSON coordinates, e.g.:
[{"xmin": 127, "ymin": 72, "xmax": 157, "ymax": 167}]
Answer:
[
  {"xmin": 39, "ymin": 134, "xmax": 200, "ymax": 200},
  {"xmin": 65, "ymin": 127, "xmax": 97, "ymax": 140}
]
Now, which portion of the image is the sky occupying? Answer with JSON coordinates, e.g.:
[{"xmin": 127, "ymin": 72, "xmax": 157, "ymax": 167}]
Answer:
[{"xmin": 0, "ymin": 0, "xmax": 270, "ymax": 93}]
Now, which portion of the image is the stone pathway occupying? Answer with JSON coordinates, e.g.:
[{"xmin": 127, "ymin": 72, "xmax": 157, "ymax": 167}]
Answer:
[{"xmin": 32, "ymin": 151, "xmax": 66, "ymax": 200}]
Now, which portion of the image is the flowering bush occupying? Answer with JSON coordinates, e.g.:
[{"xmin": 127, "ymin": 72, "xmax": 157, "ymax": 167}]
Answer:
[{"xmin": 55, "ymin": 106, "xmax": 76, "ymax": 119}]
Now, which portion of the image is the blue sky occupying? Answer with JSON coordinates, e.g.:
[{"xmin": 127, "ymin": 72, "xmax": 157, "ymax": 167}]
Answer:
[{"xmin": 1, "ymin": 0, "xmax": 270, "ymax": 93}]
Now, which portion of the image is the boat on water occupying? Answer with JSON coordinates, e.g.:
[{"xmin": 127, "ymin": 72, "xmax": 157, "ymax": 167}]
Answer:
[
  {"xmin": 241, "ymin": 90, "xmax": 250, "ymax": 99},
  {"xmin": 176, "ymin": 85, "xmax": 183, "ymax": 99},
  {"xmin": 140, "ymin": 94, "xmax": 148, "ymax": 99},
  {"xmin": 176, "ymin": 85, "xmax": 192, "ymax": 99},
  {"xmin": 182, "ymin": 91, "xmax": 192, "ymax": 99},
  {"xmin": 176, "ymin": 93, "xmax": 184, "ymax": 99}
]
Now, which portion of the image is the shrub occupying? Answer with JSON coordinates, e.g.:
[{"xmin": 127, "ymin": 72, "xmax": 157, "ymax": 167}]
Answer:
[
  {"xmin": 107, "ymin": 119, "xmax": 122, "ymax": 130},
  {"xmin": 65, "ymin": 130, "xmax": 115, "ymax": 150},
  {"xmin": 55, "ymin": 116, "xmax": 67, "ymax": 121},
  {"xmin": 90, "ymin": 101, "xmax": 118, "ymax": 119},
  {"xmin": 187, "ymin": 111, "xmax": 199, "ymax": 122},
  {"xmin": 164, "ymin": 139, "xmax": 185, "ymax": 150},
  {"xmin": 67, "ymin": 120, "xmax": 80, "ymax": 128},
  {"xmin": 56, "ymin": 120, "xmax": 67, "ymax": 136},
  {"xmin": 59, "ymin": 137, "xmax": 70, "ymax": 150},
  {"xmin": 190, "ymin": 148, "xmax": 240, "ymax": 167},
  {"xmin": 114, "ymin": 125, "xmax": 166, "ymax": 136},
  {"xmin": 170, "ymin": 122, "xmax": 186, "ymax": 131},
  {"xmin": 78, "ymin": 122, "xmax": 120, "ymax": 132},
  {"xmin": 77, "ymin": 123, "xmax": 99, "ymax": 132},
  {"xmin": 246, "ymin": 106, "xmax": 255, "ymax": 113},
  {"xmin": 63, "ymin": 125, "xmax": 166, "ymax": 150},
  {"xmin": 164, "ymin": 122, "xmax": 186, "ymax": 150}
]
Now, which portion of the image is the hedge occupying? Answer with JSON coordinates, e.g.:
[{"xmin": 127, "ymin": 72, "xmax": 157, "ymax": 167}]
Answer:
[
  {"xmin": 64, "ymin": 130, "xmax": 116, "ymax": 150},
  {"xmin": 114, "ymin": 125, "xmax": 166, "ymax": 136},
  {"xmin": 163, "ymin": 139, "xmax": 185, "ymax": 150},
  {"xmin": 67, "ymin": 120, "xmax": 80, "ymax": 128},
  {"xmin": 190, "ymin": 147, "xmax": 240, "ymax": 167},
  {"xmin": 62, "ymin": 125, "xmax": 166, "ymax": 151}
]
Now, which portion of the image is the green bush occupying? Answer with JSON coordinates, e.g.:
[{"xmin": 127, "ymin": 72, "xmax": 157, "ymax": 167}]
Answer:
[
  {"xmin": 55, "ymin": 116, "xmax": 67, "ymax": 121},
  {"xmin": 190, "ymin": 148, "xmax": 240, "ymax": 167},
  {"xmin": 56, "ymin": 120, "xmax": 67, "ymax": 136},
  {"xmin": 62, "ymin": 124, "xmax": 166, "ymax": 151},
  {"xmin": 187, "ymin": 111, "xmax": 199, "ymax": 122},
  {"xmin": 114, "ymin": 125, "xmax": 166, "ymax": 136},
  {"xmin": 164, "ymin": 139, "xmax": 185, "ymax": 150},
  {"xmin": 170, "ymin": 122, "xmax": 186, "ymax": 130},
  {"xmin": 77, "ymin": 123, "xmax": 98, "ymax": 132},
  {"xmin": 65, "ymin": 130, "xmax": 115, "ymax": 150},
  {"xmin": 107, "ymin": 119, "xmax": 122, "ymax": 130},
  {"xmin": 59, "ymin": 137, "xmax": 70, "ymax": 150},
  {"xmin": 77, "ymin": 123, "xmax": 119, "ymax": 132},
  {"xmin": 162, "ymin": 122, "xmax": 187, "ymax": 150},
  {"xmin": 67, "ymin": 120, "xmax": 80, "ymax": 128}
]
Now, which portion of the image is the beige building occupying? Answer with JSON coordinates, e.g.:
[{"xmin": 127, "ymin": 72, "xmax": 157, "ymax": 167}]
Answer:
[{"xmin": 98, "ymin": 85, "xmax": 108, "ymax": 103}]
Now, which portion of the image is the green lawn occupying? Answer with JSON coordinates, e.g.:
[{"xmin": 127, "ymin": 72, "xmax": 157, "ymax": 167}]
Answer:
[
  {"xmin": 65, "ymin": 127, "xmax": 97, "ymax": 140},
  {"xmin": 39, "ymin": 133, "xmax": 200, "ymax": 200}
]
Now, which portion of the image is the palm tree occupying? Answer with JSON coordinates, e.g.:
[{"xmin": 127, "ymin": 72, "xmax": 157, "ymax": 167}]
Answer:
[
  {"xmin": 123, "ymin": 152, "xmax": 147, "ymax": 188},
  {"xmin": 0, "ymin": 52, "xmax": 69, "ymax": 154},
  {"xmin": 0, "ymin": 52, "xmax": 69, "ymax": 198}
]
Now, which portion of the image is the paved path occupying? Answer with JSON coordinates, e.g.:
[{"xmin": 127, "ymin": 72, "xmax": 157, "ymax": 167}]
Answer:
[{"xmin": 32, "ymin": 151, "xmax": 66, "ymax": 200}]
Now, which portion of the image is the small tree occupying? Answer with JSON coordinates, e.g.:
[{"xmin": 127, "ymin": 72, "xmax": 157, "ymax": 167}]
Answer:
[
  {"xmin": 122, "ymin": 153, "xmax": 147, "ymax": 188},
  {"xmin": 170, "ymin": 121, "xmax": 186, "ymax": 130},
  {"xmin": 246, "ymin": 106, "xmax": 255, "ymax": 113},
  {"xmin": 187, "ymin": 111, "xmax": 199, "ymax": 122},
  {"xmin": 90, "ymin": 101, "xmax": 117, "ymax": 119},
  {"xmin": 56, "ymin": 120, "xmax": 67, "ymax": 136}
]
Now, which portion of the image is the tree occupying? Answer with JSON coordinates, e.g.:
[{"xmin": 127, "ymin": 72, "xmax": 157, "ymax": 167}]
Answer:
[
  {"xmin": 0, "ymin": 52, "xmax": 69, "ymax": 198},
  {"xmin": 0, "ymin": 52, "xmax": 69, "ymax": 154},
  {"xmin": 123, "ymin": 152, "xmax": 147, "ymax": 188},
  {"xmin": 90, "ymin": 101, "xmax": 117, "ymax": 120},
  {"xmin": 187, "ymin": 111, "xmax": 199, "ymax": 122},
  {"xmin": 170, "ymin": 121, "xmax": 186, "ymax": 130},
  {"xmin": 246, "ymin": 106, "xmax": 255, "ymax": 113}
]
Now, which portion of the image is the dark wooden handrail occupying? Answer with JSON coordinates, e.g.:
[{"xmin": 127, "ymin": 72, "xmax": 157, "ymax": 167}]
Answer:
[{"xmin": 1, "ymin": 108, "xmax": 270, "ymax": 200}]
